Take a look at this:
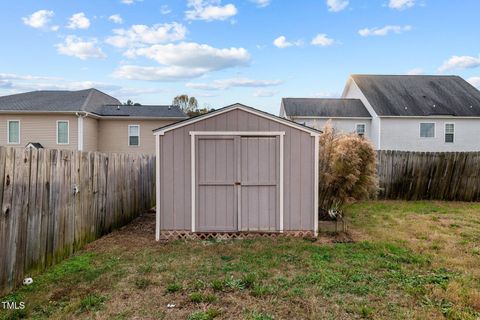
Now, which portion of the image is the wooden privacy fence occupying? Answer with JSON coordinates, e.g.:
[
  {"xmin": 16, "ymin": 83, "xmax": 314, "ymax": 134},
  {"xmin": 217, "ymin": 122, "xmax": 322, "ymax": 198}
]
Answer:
[
  {"xmin": 377, "ymin": 150, "xmax": 480, "ymax": 201},
  {"xmin": 0, "ymin": 147, "xmax": 155, "ymax": 295}
]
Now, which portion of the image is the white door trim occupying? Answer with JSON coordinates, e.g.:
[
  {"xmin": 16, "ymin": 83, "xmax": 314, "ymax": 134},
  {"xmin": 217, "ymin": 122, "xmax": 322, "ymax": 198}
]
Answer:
[
  {"xmin": 313, "ymin": 135, "xmax": 319, "ymax": 236},
  {"xmin": 190, "ymin": 131, "xmax": 285, "ymax": 233},
  {"xmin": 155, "ymin": 134, "xmax": 161, "ymax": 241}
]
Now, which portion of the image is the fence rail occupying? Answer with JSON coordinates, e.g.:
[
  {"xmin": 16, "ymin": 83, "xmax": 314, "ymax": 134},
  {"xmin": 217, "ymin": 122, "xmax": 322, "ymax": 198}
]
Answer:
[
  {"xmin": 0, "ymin": 147, "xmax": 155, "ymax": 295},
  {"xmin": 377, "ymin": 150, "xmax": 480, "ymax": 201}
]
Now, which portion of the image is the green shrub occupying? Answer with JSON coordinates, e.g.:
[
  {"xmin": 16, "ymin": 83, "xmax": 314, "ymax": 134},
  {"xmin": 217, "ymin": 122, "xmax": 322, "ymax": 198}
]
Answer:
[
  {"xmin": 166, "ymin": 283, "xmax": 182, "ymax": 293},
  {"xmin": 187, "ymin": 308, "xmax": 221, "ymax": 320}
]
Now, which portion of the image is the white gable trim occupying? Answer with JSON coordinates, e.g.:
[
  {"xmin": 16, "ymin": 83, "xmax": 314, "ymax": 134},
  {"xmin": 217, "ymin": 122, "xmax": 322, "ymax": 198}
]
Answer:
[{"xmin": 153, "ymin": 104, "xmax": 321, "ymax": 136}]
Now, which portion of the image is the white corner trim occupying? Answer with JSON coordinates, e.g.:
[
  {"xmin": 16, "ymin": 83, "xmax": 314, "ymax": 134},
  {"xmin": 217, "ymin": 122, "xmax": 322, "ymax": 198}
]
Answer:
[
  {"xmin": 155, "ymin": 134, "xmax": 161, "ymax": 241},
  {"xmin": 313, "ymin": 135, "xmax": 319, "ymax": 237},
  {"xmin": 191, "ymin": 134, "xmax": 196, "ymax": 233},
  {"xmin": 279, "ymin": 134, "xmax": 284, "ymax": 233},
  {"xmin": 77, "ymin": 116, "xmax": 84, "ymax": 151},
  {"xmin": 377, "ymin": 118, "xmax": 381, "ymax": 149}
]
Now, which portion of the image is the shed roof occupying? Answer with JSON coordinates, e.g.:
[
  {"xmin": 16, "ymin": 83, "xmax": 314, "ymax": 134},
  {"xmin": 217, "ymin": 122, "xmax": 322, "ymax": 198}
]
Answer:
[
  {"xmin": 282, "ymin": 98, "xmax": 371, "ymax": 118},
  {"xmin": 153, "ymin": 103, "xmax": 321, "ymax": 135},
  {"xmin": 351, "ymin": 75, "xmax": 480, "ymax": 117}
]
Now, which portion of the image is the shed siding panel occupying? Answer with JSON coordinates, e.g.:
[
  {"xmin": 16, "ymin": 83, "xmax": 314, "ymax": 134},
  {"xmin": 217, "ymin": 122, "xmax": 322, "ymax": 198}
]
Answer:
[{"xmin": 159, "ymin": 108, "xmax": 316, "ymax": 231}]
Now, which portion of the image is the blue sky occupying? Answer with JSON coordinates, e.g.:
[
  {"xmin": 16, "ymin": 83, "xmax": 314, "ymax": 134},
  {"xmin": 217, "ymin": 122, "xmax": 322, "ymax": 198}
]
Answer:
[{"xmin": 1, "ymin": 0, "xmax": 480, "ymax": 114}]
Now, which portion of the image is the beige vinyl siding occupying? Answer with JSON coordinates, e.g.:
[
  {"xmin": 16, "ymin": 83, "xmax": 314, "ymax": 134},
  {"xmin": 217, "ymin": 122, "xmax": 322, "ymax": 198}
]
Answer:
[
  {"xmin": 98, "ymin": 119, "xmax": 176, "ymax": 154},
  {"xmin": 83, "ymin": 117, "xmax": 98, "ymax": 152},
  {"xmin": 0, "ymin": 114, "xmax": 78, "ymax": 149}
]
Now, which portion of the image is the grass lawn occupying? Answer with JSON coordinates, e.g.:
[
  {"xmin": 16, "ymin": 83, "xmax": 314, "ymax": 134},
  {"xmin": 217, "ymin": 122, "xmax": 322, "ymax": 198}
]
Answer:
[{"xmin": 1, "ymin": 201, "xmax": 479, "ymax": 320}]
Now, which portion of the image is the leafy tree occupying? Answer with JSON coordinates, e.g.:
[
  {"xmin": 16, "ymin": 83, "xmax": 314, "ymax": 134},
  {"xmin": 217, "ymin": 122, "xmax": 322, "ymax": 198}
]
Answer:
[
  {"xmin": 124, "ymin": 99, "xmax": 141, "ymax": 106},
  {"xmin": 172, "ymin": 95, "xmax": 198, "ymax": 114},
  {"xmin": 172, "ymin": 95, "xmax": 214, "ymax": 117}
]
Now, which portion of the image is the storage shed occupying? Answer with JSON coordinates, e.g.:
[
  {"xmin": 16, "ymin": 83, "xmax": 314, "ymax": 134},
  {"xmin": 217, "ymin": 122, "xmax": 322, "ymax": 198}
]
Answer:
[{"xmin": 153, "ymin": 104, "xmax": 321, "ymax": 240}]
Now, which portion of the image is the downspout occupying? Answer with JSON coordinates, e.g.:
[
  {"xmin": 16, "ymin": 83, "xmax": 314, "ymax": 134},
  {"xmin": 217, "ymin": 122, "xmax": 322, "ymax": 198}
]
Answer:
[{"xmin": 76, "ymin": 112, "xmax": 87, "ymax": 151}]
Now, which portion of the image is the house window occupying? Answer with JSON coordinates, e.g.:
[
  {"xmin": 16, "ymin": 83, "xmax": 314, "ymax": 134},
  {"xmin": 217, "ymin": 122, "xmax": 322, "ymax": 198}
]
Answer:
[
  {"xmin": 420, "ymin": 123, "xmax": 435, "ymax": 138},
  {"xmin": 128, "ymin": 125, "xmax": 140, "ymax": 146},
  {"xmin": 356, "ymin": 123, "xmax": 366, "ymax": 137},
  {"xmin": 57, "ymin": 121, "xmax": 69, "ymax": 144},
  {"xmin": 7, "ymin": 120, "xmax": 20, "ymax": 144},
  {"xmin": 445, "ymin": 123, "xmax": 455, "ymax": 143}
]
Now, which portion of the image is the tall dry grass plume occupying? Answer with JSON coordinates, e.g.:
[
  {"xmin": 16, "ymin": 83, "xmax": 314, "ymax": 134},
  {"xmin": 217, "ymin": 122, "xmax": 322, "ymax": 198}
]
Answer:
[{"xmin": 318, "ymin": 120, "xmax": 378, "ymax": 214}]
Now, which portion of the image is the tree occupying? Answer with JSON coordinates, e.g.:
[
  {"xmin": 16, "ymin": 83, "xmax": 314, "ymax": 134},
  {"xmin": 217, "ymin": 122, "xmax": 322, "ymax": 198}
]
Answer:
[
  {"xmin": 124, "ymin": 100, "xmax": 141, "ymax": 106},
  {"xmin": 172, "ymin": 95, "xmax": 198, "ymax": 115}
]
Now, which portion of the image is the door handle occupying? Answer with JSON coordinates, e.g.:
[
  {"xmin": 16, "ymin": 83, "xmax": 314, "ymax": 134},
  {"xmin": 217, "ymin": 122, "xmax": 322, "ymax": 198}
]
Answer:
[{"xmin": 234, "ymin": 182, "xmax": 241, "ymax": 185}]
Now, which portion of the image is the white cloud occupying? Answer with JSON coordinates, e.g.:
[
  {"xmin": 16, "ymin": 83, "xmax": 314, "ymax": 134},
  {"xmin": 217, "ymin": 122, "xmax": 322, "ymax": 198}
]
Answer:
[
  {"xmin": 251, "ymin": 0, "xmax": 271, "ymax": 8},
  {"xmin": 161, "ymin": 5, "xmax": 172, "ymax": 14},
  {"xmin": 112, "ymin": 65, "xmax": 208, "ymax": 81},
  {"xmin": 438, "ymin": 55, "xmax": 480, "ymax": 73},
  {"xmin": 359, "ymin": 25, "xmax": 412, "ymax": 37},
  {"xmin": 67, "ymin": 12, "xmax": 90, "ymax": 29},
  {"xmin": 108, "ymin": 14, "xmax": 123, "ymax": 24},
  {"xmin": 406, "ymin": 67, "xmax": 425, "ymax": 75},
  {"xmin": 388, "ymin": 0, "xmax": 415, "ymax": 10},
  {"xmin": 114, "ymin": 42, "xmax": 250, "ymax": 81},
  {"xmin": 311, "ymin": 33, "xmax": 334, "ymax": 47},
  {"xmin": 273, "ymin": 36, "xmax": 302, "ymax": 48},
  {"xmin": 106, "ymin": 23, "xmax": 187, "ymax": 48},
  {"xmin": 253, "ymin": 89, "xmax": 277, "ymax": 97},
  {"xmin": 121, "ymin": 0, "xmax": 143, "ymax": 4},
  {"xmin": 56, "ymin": 36, "xmax": 106, "ymax": 60},
  {"xmin": 22, "ymin": 10, "xmax": 56, "ymax": 30},
  {"xmin": 468, "ymin": 77, "xmax": 480, "ymax": 89},
  {"xmin": 186, "ymin": 78, "xmax": 282, "ymax": 90},
  {"xmin": 326, "ymin": 0, "xmax": 349, "ymax": 12},
  {"xmin": 0, "ymin": 73, "xmax": 61, "ymax": 81},
  {"xmin": 185, "ymin": 0, "xmax": 237, "ymax": 21}
]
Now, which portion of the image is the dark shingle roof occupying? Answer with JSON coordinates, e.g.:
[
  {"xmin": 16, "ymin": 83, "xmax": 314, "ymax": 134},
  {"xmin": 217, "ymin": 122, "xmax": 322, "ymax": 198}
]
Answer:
[
  {"xmin": 0, "ymin": 89, "xmax": 187, "ymax": 118},
  {"xmin": 0, "ymin": 89, "xmax": 120, "ymax": 113},
  {"xmin": 351, "ymin": 75, "xmax": 480, "ymax": 117},
  {"xmin": 98, "ymin": 105, "xmax": 186, "ymax": 118},
  {"xmin": 282, "ymin": 98, "xmax": 371, "ymax": 118}
]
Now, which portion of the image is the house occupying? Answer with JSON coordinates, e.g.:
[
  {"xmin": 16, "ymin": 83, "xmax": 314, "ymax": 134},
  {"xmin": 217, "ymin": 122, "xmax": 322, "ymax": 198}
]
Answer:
[
  {"xmin": 281, "ymin": 75, "xmax": 480, "ymax": 151},
  {"xmin": 153, "ymin": 103, "xmax": 321, "ymax": 240},
  {"xmin": 0, "ymin": 89, "xmax": 187, "ymax": 154}
]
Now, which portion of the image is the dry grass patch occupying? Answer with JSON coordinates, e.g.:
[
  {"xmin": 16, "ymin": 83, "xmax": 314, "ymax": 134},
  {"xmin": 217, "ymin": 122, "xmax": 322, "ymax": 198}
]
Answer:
[{"xmin": 1, "ymin": 202, "xmax": 479, "ymax": 320}]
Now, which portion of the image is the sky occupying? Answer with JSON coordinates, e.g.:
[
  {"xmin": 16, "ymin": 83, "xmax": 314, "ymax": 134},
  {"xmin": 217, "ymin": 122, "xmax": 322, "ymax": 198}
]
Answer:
[{"xmin": 1, "ymin": 0, "xmax": 480, "ymax": 115}]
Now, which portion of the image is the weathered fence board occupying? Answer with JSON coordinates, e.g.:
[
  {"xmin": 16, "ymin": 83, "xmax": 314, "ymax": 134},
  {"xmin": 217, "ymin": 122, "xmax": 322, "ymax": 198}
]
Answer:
[
  {"xmin": 377, "ymin": 150, "xmax": 480, "ymax": 201},
  {"xmin": 0, "ymin": 147, "xmax": 155, "ymax": 295}
]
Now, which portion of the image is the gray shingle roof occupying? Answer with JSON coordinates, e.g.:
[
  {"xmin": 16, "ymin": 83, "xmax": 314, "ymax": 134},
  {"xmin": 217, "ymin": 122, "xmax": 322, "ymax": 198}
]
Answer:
[
  {"xmin": 282, "ymin": 98, "xmax": 372, "ymax": 118},
  {"xmin": 0, "ymin": 89, "xmax": 187, "ymax": 118},
  {"xmin": 351, "ymin": 75, "xmax": 480, "ymax": 117},
  {"xmin": 98, "ymin": 105, "xmax": 186, "ymax": 118},
  {"xmin": 0, "ymin": 89, "xmax": 120, "ymax": 113}
]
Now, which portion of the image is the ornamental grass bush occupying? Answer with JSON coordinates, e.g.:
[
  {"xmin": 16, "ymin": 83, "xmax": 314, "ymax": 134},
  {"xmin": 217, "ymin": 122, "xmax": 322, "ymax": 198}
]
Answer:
[{"xmin": 318, "ymin": 121, "xmax": 378, "ymax": 217}]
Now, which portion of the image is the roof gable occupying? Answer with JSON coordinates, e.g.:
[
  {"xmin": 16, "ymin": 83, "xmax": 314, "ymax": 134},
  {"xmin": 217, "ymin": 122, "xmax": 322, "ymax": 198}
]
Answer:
[
  {"xmin": 154, "ymin": 103, "xmax": 321, "ymax": 135},
  {"xmin": 351, "ymin": 75, "xmax": 480, "ymax": 117},
  {"xmin": 282, "ymin": 98, "xmax": 371, "ymax": 118}
]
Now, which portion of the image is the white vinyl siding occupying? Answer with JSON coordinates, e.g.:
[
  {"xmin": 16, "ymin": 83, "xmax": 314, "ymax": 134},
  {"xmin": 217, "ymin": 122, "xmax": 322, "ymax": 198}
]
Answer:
[
  {"xmin": 420, "ymin": 123, "xmax": 435, "ymax": 138},
  {"xmin": 445, "ymin": 123, "xmax": 455, "ymax": 143},
  {"xmin": 7, "ymin": 120, "xmax": 20, "ymax": 144},
  {"xmin": 128, "ymin": 125, "xmax": 140, "ymax": 146},
  {"xmin": 57, "ymin": 120, "xmax": 69, "ymax": 144}
]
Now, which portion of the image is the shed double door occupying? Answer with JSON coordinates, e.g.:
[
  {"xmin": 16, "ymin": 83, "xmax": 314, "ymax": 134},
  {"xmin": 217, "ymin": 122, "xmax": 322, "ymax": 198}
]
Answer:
[{"xmin": 196, "ymin": 136, "xmax": 279, "ymax": 232}]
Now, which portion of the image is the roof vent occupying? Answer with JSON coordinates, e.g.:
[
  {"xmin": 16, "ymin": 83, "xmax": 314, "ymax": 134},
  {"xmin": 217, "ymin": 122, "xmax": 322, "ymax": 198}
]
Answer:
[
  {"xmin": 168, "ymin": 105, "xmax": 171, "ymax": 110},
  {"xmin": 404, "ymin": 106, "xmax": 408, "ymax": 110},
  {"xmin": 433, "ymin": 104, "xmax": 436, "ymax": 108},
  {"xmin": 470, "ymin": 105, "xmax": 473, "ymax": 109},
  {"xmin": 117, "ymin": 105, "xmax": 120, "ymax": 110}
]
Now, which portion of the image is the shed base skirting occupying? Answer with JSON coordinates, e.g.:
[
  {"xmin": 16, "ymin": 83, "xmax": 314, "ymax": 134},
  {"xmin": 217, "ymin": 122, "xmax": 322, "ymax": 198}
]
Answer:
[{"xmin": 159, "ymin": 230, "xmax": 316, "ymax": 241}]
